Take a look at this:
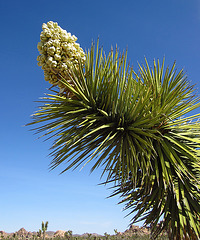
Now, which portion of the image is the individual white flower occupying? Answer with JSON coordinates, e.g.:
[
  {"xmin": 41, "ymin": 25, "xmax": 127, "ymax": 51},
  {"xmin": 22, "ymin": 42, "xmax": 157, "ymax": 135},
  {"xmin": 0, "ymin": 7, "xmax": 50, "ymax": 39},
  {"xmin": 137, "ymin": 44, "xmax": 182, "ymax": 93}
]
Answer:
[
  {"xmin": 47, "ymin": 56, "xmax": 53, "ymax": 64},
  {"xmin": 37, "ymin": 55, "xmax": 42, "ymax": 62},
  {"xmin": 74, "ymin": 42, "xmax": 80, "ymax": 48},
  {"xmin": 42, "ymin": 23, "xmax": 48, "ymax": 29},
  {"xmin": 45, "ymin": 40, "xmax": 53, "ymax": 47},
  {"xmin": 52, "ymin": 22, "xmax": 58, "ymax": 28},
  {"xmin": 54, "ymin": 54, "xmax": 61, "ymax": 61},
  {"xmin": 51, "ymin": 60, "xmax": 57, "ymax": 68},
  {"xmin": 51, "ymin": 33, "xmax": 60, "ymax": 40},
  {"xmin": 61, "ymin": 63, "xmax": 68, "ymax": 71},
  {"xmin": 56, "ymin": 47, "xmax": 61, "ymax": 54},
  {"xmin": 60, "ymin": 34, "xmax": 68, "ymax": 42},
  {"xmin": 40, "ymin": 32, "xmax": 47, "ymax": 41},
  {"xmin": 71, "ymin": 35, "xmax": 77, "ymax": 41},
  {"xmin": 47, "ymin": 21, "xmax": 54, "ymax": 28},
  {"xmin": 47, "ymin": 46, "xmax": 56, "ymax": 55},
  {"xmin": 61, "ymin": 42, "xmax": 68, "ymax": 50},
  {"xmin": 41, "ymin": 64, "xmax": 46, "ymax": 70},
  {"xmin": 52, "ymin": 40, "xmax": 60, "ymax": 47},
  {"xmin": 44, "ymin": 30, "xmax": 51, "ymax": 38},
  {"xmin": 67, "ymin": 32, "xmax": 72, "ymax": 38},
  {"xmin": 37, "ymin": 42, "xmax": 43, "ymax": 52}
]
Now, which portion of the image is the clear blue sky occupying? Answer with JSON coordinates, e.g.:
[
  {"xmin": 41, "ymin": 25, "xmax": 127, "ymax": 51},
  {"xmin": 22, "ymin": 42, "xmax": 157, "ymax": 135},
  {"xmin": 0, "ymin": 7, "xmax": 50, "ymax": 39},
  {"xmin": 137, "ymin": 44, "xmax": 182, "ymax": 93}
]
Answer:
[{"xmin": 1, "ymin": 0, "xmax": 200, "ymax": 235}]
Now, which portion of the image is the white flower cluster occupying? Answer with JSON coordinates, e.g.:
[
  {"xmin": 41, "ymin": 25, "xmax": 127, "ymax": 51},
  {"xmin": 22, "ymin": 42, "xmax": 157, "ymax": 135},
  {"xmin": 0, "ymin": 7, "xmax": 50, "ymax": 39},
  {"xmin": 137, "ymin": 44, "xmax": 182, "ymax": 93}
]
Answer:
[{"xmin": 37, "ymin": 21, "xmax": 85, "ymax": 91}]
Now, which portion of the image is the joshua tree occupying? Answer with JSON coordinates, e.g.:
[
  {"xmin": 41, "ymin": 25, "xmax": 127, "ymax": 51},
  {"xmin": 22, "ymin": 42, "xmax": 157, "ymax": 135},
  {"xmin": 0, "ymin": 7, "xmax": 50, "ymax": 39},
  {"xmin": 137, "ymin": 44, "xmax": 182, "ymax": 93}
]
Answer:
[
  {"xmin": 64, "ymin": 230, "xmax": 73, "ymax": 240},
  {"xmin": 104, "ymin": 232, "xmax": 110, "ymax": 240},
  {"xmin": 41, "ymin": 221, "xmax": 48, "ymax": 240},
  {"xmin": 37, "ymin": 229, "xmax": 42, "ymax": 238},
  {"xmin": 29, "ymin": 21, "xmax": 200, "ymax": 239}
]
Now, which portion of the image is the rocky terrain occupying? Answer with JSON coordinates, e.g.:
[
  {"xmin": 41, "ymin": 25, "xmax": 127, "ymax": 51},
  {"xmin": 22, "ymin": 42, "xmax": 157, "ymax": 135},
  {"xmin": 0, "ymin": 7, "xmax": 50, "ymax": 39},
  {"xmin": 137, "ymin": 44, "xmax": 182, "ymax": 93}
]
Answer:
[{"xmin": 0, "ymin": 225, "xmax": 158, "ymax": 239}]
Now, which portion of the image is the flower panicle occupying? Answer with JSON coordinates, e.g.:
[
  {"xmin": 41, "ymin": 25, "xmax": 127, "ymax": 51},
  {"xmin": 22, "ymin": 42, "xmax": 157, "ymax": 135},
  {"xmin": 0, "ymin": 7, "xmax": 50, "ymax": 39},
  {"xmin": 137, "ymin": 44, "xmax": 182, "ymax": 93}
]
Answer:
[{"xmin": 37, "ymin": 21, "xmax": 86, "ymax": 93}]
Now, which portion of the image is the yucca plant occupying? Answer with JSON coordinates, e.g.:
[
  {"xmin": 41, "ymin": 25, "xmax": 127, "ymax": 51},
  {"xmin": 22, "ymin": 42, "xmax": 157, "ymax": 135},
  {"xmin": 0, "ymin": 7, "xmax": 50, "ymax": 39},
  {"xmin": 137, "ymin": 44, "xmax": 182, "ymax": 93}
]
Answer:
[
  {"xmin": 41, "ymin": 221, "xmax": 48, "ymax": 240},
  {"xmin": 29, "ymin": 22, "xmax": 200, "ymax": 239}
]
